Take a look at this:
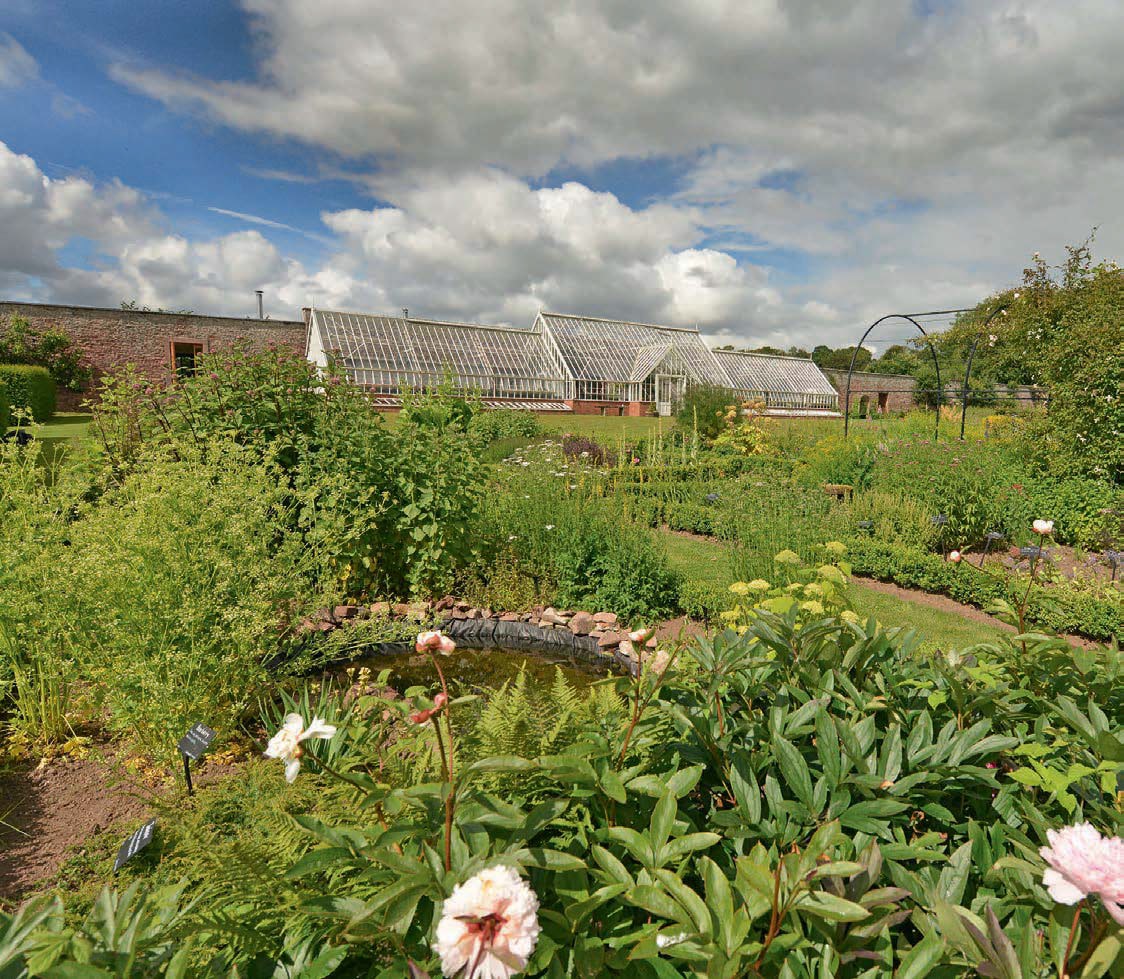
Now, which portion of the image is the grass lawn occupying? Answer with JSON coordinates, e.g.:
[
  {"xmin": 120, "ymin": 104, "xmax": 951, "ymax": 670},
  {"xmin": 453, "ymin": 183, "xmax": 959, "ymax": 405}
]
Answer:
[
  {"xmin": 26, "ymin": 412, "xmax": 94, "ymax": 440},
  {"xmin": 659, "ymin": 529, "xmax": 1007, "ymax": 652}
]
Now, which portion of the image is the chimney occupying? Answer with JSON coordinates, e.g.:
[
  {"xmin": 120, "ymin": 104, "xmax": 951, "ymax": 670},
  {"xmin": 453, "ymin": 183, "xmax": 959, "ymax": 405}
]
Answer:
[
  {"xmin": 255, "ymin": 290, "xmax": 264, "ymax": 319},
  {"xmin": 402, "ymin": 307, "xmax": 409, "ymax": 319}
]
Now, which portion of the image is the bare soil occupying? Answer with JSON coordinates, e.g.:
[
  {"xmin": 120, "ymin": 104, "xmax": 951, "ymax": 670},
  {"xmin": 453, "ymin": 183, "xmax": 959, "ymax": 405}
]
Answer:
[{"xmin": 0, "ymin": 748, "xmax": 239, "ymax": 906}]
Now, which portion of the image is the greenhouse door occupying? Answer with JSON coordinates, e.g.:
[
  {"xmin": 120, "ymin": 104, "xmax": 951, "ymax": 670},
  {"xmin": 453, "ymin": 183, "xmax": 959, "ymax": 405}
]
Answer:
[{"xmin": 655, "ymin": 374, "xmax": 686, "ymax": 416}]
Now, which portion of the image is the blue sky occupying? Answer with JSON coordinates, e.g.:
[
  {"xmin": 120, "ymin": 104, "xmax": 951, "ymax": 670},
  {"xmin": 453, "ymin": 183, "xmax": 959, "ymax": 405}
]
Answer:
[{"xmin": 0, "ymin": 1, "xmax": 1120, "ymax": 349}]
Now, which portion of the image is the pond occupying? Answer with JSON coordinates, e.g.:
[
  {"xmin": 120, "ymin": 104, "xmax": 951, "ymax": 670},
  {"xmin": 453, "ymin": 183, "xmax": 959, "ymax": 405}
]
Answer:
[{"xmin": 345, "ymin": 645, "xmax": 608, "ymax": 696}]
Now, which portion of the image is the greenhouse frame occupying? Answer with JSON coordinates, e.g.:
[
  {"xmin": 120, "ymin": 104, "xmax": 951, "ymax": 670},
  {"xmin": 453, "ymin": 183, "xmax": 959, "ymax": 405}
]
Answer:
[{"xmin": 305, "ymin": 307, "xmax": 840, "ymax": 416}]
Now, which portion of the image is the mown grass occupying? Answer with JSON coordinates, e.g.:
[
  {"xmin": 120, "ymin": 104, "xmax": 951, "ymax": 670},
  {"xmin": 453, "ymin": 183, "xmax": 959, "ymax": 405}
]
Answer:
[{"xmin": 659, "ymin": 528, "xmax": 1007, "ymax": 652}]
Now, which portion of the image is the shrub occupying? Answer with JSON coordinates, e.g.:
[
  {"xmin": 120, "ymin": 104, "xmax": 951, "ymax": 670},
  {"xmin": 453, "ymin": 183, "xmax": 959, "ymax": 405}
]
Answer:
[
  {"xmin": 0, "ymin": 379, "xmax": 9, "ymax": 432},
  {"xmin": 472, "ymin": 470, "xmax": 680, "ymax": 620},
  {"xmin": 0, "ymin": 314, "xmax": 91, "ymax": 391},
  {"xmin": 674, "ymin": 382, "xmax": 733, "ymax": 440},
  {"xmin": 57, "ymin": 442, "xmax": 318, "ymax": 760},
  {"xmin": 90, "ymin": 350, "xmax": 485, "ymax": 600},
  {"xmin": 561, "ymin": 433, "xmax": 616, "ymax": 466},
  {"xmin": 468, "ymin": 407, "xmax": 543, "ymax": 444},
  {"xmin": 0, "ymin": 364, "xmax": 56, "ymax": 422}
]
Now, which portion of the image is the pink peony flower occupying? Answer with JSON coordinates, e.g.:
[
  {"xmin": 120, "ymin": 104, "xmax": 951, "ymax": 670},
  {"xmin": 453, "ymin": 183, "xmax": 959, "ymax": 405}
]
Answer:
[
  {"xmin": 1040, "ymin": 824, "xmax": 1124, "ymax": 925},
  {"xmin": 417, "ymin": 630, "xmax": 457, "ymax": 656},
  {"xmin": 434, "ymin": 865, "xmax": 540, "ymax": 978},
  {"xmin": 948, "ymin": 550, "xmax": 962, "ymax": 563}
]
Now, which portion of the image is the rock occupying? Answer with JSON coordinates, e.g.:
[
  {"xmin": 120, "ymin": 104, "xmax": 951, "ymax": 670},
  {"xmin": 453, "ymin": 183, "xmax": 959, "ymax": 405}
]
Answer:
[
  {"xmin": 334, "ymin": 605, "xmax": 358, "ymax": 619},
  {"xmin": 499, "ymin": 612, "xmax": 521, "ymax": 621},
  {"xmin": 593, "ymin": 612, "xmax": 618, "ymax": 625},
  {"xmin": 455, "ymin": 601, "xmax": 472, "ymax": 613},
  {"xmin": 434, "ymin": 596, "xmax": 457, "ymax": 612},
  {"xmin": 540, "ymin": 607, "xmax": 569, "ymax": 626},
  {"xmin": 467, "ymin": 608, "xmax": 482, "ymax": 620},
  {"xmin": 369, "ymin": 601, "xmax": 391, "ymax": 617},
  {"xmin": 481, "ymin": 608, "xmax": 494, "ymax": 619},
  {"xmin": 598, "ymin": 630, "xmax": 624, "ymax": 649},
  {"xmin": 569, "ymin": 611, "xmax": 596, "ymax": 635}
]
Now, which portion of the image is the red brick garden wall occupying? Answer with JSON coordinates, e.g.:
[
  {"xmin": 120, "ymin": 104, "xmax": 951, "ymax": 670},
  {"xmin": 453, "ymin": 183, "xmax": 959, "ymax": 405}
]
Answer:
[
  {"xmin": 821, "ymin": 368, "xmax": 917, "ymax": 414},
  {"xmin": 0, "ymin": 301, "xmax": 306, "ymax": 411}
]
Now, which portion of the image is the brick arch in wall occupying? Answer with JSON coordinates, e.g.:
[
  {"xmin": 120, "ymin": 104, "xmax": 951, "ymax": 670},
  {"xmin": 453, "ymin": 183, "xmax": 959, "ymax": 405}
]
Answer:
[{"xmin": 841, "ymin": 311, "xmax": 959, "ymax": 442}]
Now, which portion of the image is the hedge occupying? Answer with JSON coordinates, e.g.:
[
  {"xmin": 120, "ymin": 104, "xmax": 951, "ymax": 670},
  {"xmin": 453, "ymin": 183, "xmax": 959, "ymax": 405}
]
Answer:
[
  {"xmin": 0, "ymin": 364, "xmax": 56, "ymax": 422},
  {"xmin": 0, "ymin": 380, "xmax": 9, "ymax": 432},
  {"xmin": 846, "ymin": 537, "xmax": 1122, "ymax": 642}
]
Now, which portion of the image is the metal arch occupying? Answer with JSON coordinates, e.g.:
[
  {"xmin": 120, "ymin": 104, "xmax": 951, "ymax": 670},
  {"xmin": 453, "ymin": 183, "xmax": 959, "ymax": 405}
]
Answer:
[
  {"xmin": 959, "ymin": 301, "xmax": 1011, "ymax": 440},
  {"xmin": 843, "ymin": 313, "xmax": 943, "ymax": 440}
]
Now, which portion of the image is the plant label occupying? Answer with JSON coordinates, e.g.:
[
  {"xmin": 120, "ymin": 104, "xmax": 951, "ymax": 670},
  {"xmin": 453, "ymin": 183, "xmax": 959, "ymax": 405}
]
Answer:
[
  {"xmin": 931, "ymin": 514, "xmax": 948, "ymax": 526},
  {"xmin": 113, "ymin": 818, "xmax": 156, "ymax": 872},
  {"xmin": 177, "ymin": 722, "xmax": 216, "ymax": 761}
]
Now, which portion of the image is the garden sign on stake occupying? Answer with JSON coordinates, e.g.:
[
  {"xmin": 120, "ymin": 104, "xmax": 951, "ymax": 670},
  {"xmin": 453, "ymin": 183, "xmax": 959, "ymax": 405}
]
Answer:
[
  {"xmin": 113, "ymin": 818, "xmax": 156, "ymax": 872},
  {"xmin": 177, "ymin": 722, "xmax": 216, "ymax": 797}
]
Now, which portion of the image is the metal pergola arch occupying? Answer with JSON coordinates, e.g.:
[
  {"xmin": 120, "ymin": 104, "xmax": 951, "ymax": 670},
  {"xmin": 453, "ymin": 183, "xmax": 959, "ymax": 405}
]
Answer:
[
  {"xmin": 958, "ymin": 300, "xmax": 1013, "ymax": 440},
  {"xmin": 842, "ymin": 309, "xmax": 971, "ymax": 441}
]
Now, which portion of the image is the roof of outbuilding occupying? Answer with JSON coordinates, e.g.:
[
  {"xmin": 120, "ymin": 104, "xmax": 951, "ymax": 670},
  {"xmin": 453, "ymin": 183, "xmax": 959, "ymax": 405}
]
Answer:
[{"xmin": 537, "ymin": 312, "xmax": 729, "ymax": 386}]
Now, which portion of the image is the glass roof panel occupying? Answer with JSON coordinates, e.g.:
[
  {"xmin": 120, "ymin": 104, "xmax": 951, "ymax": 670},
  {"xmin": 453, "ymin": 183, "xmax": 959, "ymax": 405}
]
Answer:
[
  {"xmin": 714, "ymin": 349, "xmax": 838, "ymax": 399},
  {"xmin": 540, "ymin": 313, "xmax": 728, "ymax": 385}
]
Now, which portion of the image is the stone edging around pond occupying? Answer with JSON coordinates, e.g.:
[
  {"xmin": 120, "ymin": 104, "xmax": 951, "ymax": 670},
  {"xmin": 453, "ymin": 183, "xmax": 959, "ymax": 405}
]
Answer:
[{"xmin": 300, "ymin": 598, "xmax": 654, "ymax": 674}]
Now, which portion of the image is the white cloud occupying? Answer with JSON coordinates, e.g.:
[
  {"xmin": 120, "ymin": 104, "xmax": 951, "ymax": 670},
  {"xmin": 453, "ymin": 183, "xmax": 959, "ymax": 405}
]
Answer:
[
  {"xmin": 0, "ymin": 33, "xmax": 37, "ymax": 89},
  {"xmin": 0, "ymin": 141, "xmax": 776, "ymax": 333}
]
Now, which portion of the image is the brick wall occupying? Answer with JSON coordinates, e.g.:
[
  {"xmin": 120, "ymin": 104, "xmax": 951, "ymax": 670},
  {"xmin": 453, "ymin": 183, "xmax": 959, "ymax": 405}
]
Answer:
[
  {"xmin": 821, "ymin": 368, "xmax": 917, "ymax": 414},
  {"xmin": 0, "ymin": 301, "xmax": 306, "ymax": 411}
]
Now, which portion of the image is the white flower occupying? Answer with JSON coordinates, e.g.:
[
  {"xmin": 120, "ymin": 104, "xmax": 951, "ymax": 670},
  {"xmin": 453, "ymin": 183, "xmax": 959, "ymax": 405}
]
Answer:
[
  {"xmin": 264, "ymin": 713, "xmax": 337, "ymax": 783},
  {"xmin": 544, "ymin": 524, "xmax": 555, "ymax": 531},
  {"xmin": 1032, "ymin": 519, "xmax": 1054, "ymax": 535},
  {"xmin": 949, "ymin": 550, "xmax": 962, "ymax": 563},
  {"xmin": 629, "ymin": 627, "xmax": 652, "ymax": 643},
  {"xmin": 434, "ymin": 865, "xmax": 540, "ymax": 979}
]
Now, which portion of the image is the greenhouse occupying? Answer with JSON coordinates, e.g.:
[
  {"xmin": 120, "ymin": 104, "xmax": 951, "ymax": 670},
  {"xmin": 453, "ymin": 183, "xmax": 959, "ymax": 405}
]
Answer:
[{"xmin": 305, "ymin": 307, "xmax": 840, "ymax": 415}]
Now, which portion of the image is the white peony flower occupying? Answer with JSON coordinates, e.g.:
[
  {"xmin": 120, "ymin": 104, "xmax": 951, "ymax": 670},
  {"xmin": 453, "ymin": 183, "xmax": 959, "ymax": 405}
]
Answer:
[
  {"xmin": 434, "ymin": 865, "xmax": 540, "ymax": 979},
  {"xmin": 1032, "ymin": 519, "xmax": 1054, "ymax": 536},
  {"xmin": 264, "ymin": 713, "xmax": 337, "ymax": 782}
]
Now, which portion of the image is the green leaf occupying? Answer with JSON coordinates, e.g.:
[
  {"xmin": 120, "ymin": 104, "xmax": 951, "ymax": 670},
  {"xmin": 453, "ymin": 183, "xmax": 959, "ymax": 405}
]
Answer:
[
  {"xmin": 772, "ymin": 734, "xmax": 815, "ymax": 810},
  {"xmin": 466, "ymin": 755, "xmax": 536, "ymax": 775},
  {"xmin": 661, "ymin": 833, "xmax": 721, "ymax": 864},
  {"xmin": 793, "ymin": 891, "xmax": 870, "ymax": 922},
  {"xmin": 897, "ymin": 933, "xmax": 944, "ymax": 979},
  {"xmin": 628, "ymin": 885, "xmax": 690, "ymax": 926},
  {"xmin": 651, "ymin": 791, "xmax": 677, "ymax": 854},
  {"xmin": 729, "ymin": 752, "xmax": 762, "ymax": 824}
]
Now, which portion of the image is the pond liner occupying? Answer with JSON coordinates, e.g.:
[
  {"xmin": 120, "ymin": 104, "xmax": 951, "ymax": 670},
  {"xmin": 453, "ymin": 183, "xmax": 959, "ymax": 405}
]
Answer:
[{"xmin": 357, "ymin": 617, "xmax": 631, "ymax": 674}]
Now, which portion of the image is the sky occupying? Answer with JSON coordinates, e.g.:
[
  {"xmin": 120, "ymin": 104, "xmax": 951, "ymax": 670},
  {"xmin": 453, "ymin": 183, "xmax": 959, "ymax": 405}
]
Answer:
[{"xmin": 1, "ymin": 0, "xmax": 1122, "ymax": 352}]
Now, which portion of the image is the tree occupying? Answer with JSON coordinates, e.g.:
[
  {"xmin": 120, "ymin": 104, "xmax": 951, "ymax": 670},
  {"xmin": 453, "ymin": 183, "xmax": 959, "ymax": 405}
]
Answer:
[
  {"xmin": 869, "ymin": 344, "xmax": 920, "ymax": 376},
  {"xmin": 939, "ymin": 240, "xmax": 1123, "ymax": 481},
  {"xmin": 0, "ymin": 315, "xmax": 91, "ymax": 391},
  {"xmin": 812, "ymin": 345, "xmax": 872, "ymax": 371}
]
